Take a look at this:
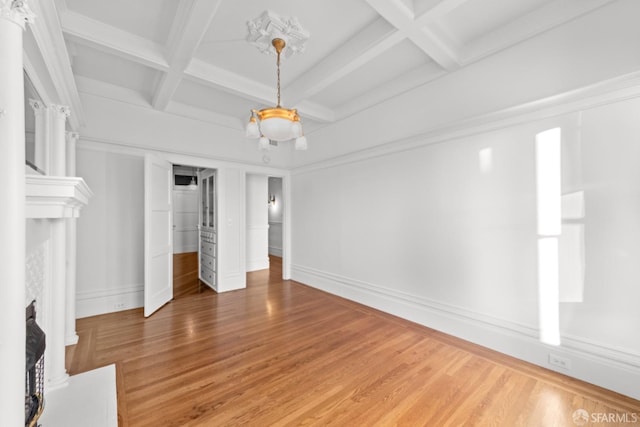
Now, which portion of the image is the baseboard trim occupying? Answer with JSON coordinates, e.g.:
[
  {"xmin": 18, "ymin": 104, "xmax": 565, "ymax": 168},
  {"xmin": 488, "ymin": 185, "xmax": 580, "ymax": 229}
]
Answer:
[
  {"xmin": 291, "ymin": 264, "xmax": 640, "ymax": 400},
  {"xmin": 268, "ymin": 246, "xmax": 283, "ymax": 257},
  {"xmin": 76, "ymin": 285, "xmax": 143, "ymax": 318}
]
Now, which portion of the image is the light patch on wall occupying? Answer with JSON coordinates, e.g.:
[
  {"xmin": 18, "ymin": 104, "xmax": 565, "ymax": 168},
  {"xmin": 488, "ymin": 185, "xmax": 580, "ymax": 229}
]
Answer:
[
  {"xmin": 536, "ymin": 128, "xmax": 561, "ymax": 236},
  {"xmin": 538, "ymin": 238, "xmax": 561, "ymax": 346},
  {"xmin": 559, "ymin": 223, "xmax": 585, "ymax": 302},
  {"xmin": 536, "ymin": 127, "xmax": 562, "ymax": 346},
  {"xmin": 559, "ymin": 190, "xmax": 585, "ymax": 302},
  {"xmin": 478, "ymin": 147, "xmax": 493, "ymax": 174}
]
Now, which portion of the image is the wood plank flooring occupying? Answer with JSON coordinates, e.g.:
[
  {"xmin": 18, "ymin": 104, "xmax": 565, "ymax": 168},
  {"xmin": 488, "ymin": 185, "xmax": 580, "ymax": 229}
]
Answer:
[
  {"xmin": 66, "ymin": 257, "xmax": 640, "ymax": 426},
  {"xmin": 172, "ymin": 252, "xmax": 201, "ymax": 298}
]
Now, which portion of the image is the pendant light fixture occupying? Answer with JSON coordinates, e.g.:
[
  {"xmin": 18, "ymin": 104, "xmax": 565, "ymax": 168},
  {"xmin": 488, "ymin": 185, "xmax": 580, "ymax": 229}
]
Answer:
[
  {"xmin": 187, "ymin": 167, "xmax": 198, "ymax": 190},
  {"xmin": 245, "ymin": 11, "xmax": 309, "ymax": 151}
]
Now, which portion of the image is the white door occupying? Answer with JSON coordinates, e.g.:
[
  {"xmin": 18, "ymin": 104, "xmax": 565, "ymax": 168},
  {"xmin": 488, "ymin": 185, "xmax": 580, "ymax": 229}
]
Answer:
[{"xmin": 144, "ymin": 154, "xmax": 173, "ymax": 317}]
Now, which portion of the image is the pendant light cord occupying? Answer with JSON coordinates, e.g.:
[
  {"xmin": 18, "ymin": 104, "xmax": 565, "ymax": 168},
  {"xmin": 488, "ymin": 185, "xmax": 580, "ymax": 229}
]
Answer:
[{"xmin": 276, "ymin": 48, "xmax": 281, "ymax": 108}]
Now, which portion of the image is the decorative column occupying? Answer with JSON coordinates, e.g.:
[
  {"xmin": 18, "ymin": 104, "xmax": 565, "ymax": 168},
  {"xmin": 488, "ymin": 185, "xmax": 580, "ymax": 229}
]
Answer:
[
  {"xmin": 0, "ymin": 1, "xmax": 34, "ymax": 425},
  {"xmin": 46, "ymin": 104, "xmax": 71, "ymax": 390},
  {"xmin": 29, "ymin": 99, "xmax": 50, "ymax": 173},
  {"xmin": 65, "ymin": 131, "xmax": 80, "ymax": 345}
]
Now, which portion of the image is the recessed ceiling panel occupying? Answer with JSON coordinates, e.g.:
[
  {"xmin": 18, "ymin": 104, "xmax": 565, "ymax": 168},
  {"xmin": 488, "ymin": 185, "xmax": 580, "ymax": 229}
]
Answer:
[
  {"xmin": 173, "ymin": 79, "xmax": 257, "ymax": 118},
  {"xmin": 65, "ymin": 0, "xmax": 178, "ymax": 44},
  {"xmin": 70, "ymin": 43, "xmax": 159, "ymax": 97},
  {"xmin": 436, "ymin": 0, "xmax": 554, "ymax": 46},
  {"xmin": 309, "ymin": 40, "xmax": 436, "ymax": 109},
  {"xmin": 195, "ymin": 0, "xmax": 379, "ymax": 86}
]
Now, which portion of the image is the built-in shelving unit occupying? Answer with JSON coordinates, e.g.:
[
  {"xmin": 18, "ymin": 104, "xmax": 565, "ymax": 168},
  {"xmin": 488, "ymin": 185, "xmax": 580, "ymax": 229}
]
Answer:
[{"xmin": 198, "ymin": 169, "xmax": 217, "ymax": 290}]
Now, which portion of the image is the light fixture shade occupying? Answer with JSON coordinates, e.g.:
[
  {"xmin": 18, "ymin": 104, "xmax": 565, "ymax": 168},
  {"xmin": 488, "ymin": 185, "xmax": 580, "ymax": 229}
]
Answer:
[
  {"xmin": 295, "ymin": 135, "xmax": 308, "ymax": 151},
  {"xmin": 187, "ymin": 177, "xmax": 198, "ymax": 190},
  {"xmin": 291, "ymin": 121, "xmax": 302, "ymax": 138},
  {"xmin": 258, "ymin": 113, "xmax": 299, "ymax": 141},
  {"xmin": 245, "ymin": 119, "xmax": 260, "ymax": 138},
  {"xmin": 260, "ymin": 117, "xmax": 293, "ymax": 141},
  {"xmin": 258, "ymin": 136, "xmax": 270, "ymax": 150}
]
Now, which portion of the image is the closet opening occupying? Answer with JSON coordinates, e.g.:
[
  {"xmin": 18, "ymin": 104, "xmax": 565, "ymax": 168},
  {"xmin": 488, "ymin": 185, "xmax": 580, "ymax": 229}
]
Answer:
[{"xmin": 172, "ymin": 165, "xmax": 216, "ymax": 299}]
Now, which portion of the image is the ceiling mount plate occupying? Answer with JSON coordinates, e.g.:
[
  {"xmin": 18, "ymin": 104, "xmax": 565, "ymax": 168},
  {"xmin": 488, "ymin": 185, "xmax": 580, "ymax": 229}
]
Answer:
[{"xmin": 246, "ymin": 10, "xmax": 310, "ymax": 59}]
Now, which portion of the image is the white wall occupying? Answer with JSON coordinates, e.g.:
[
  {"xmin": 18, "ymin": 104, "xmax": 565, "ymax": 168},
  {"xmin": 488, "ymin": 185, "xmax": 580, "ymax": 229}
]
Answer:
[
  {"xmin": 172, "ymin": 187, "xmax": 198, "ymax": 253},
  {"xmin": 76, "ymin": 146, "xmax": 144, "ymax": 317},
  {"xmin": 77, "ymin": 91, "xmax": 291, "ymax": 169},
  {"xmin": 291, "ymin": 96, "xmax": 640, "ymax": 400},
  {"xmin": 172, "ymin": 166, "xmax": 199, "ymax": 254},
  {"xmin": 246, "ymin": 174, "xmax": 269, "ymax": 271},
  {"xmin": 268, "ymin": 177, "xmax": 284, "ymax": 257}
]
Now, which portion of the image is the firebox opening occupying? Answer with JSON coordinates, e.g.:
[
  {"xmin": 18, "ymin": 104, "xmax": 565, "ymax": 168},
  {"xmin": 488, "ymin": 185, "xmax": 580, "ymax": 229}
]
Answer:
[{"xmin": 25, "ymin": 300, "xmax": 46, "ymax": 427}]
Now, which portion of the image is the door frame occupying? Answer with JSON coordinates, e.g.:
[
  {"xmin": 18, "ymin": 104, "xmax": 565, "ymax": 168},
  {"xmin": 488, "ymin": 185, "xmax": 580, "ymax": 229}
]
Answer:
[{"xmin": 158, "ymin": 153, "xmax": 292, "ymax": 284}]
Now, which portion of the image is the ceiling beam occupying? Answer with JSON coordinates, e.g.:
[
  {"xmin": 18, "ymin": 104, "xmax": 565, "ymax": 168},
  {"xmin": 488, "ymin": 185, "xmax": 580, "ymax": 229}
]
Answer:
[
  {"xmin": 366, "ymin": 0, "xmax": 461, "ymax": 70},
  {"xmin": 152, "ymin": 0, "xmax": 223, "ymax": 111},
  {"xmin": 186, "ymin": 59, "xmax": 277, "ymax": 104},
  {"xmin": 185, "ymin": 59, "xmax": 334, "ymax": 123},
  {"xmin": 60, "ymin": 10, "xmax": 168, "ymax": 71},
  {"xmin": 286, "ymin": 17, "xmax": 404, "ymax": 106},
  {"xmin": 28, "ymin": 0, "xmax": 85, "ymax": 129},
  {"xmin": 415, "ymin": 0, "xmax": 470, "ymax": 24}
]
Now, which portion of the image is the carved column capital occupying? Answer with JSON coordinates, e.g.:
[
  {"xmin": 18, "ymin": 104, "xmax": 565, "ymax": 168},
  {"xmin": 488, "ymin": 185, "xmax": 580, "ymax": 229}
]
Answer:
[
  {"xmin": 50, "ymin": 104, "xmax": 71, "ymax": 118},
  {"xmin": 28, "ymin": 98, "xmax": 46, "ymax": 113},
  {"xmin": 29, "ymin": 101, "xmax": 71, "ymax": 120},
  {"xmin": 0, "ymin": 0, "xmax": 35, "ymax": 29},
  {"xmin": 66, "ymin": 131, "xmax": 80, "ymax": 143}
]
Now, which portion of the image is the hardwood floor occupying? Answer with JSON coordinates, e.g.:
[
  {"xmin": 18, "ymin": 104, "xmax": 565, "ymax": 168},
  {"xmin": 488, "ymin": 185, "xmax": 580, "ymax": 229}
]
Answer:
[
  {"xmin": 172, "ymin": 252, "xmax": 202, "ymax": 298},
  {"xmin": 66, "ymin": 257, "xmax": 640, "ymax": 426}
]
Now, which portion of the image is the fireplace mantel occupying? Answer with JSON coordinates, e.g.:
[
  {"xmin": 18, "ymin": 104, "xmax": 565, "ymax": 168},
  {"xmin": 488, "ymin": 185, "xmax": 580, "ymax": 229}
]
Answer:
[{"xmin": 26, "ymin": 175, "xmax": 93, "ymax": 219}]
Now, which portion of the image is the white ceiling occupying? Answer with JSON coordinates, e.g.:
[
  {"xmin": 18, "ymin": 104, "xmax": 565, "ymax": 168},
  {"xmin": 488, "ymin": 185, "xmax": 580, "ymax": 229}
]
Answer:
[{"xmin": 52, "ymin": 0, "xmax": 617, "ymax": 142}]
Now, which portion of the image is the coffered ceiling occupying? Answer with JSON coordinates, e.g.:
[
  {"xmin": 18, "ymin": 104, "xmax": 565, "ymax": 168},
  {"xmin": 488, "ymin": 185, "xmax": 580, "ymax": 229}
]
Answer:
[{"xmin": 52, "ymin": 0, "xmax": 615, "ymax": 139}]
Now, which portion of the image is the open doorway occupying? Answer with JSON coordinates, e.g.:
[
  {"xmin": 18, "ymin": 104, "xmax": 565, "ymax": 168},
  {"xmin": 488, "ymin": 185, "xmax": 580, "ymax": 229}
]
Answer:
[
  {"xmin": 171, "ymin": 165, "xmax": 218, "ymax": 298},
  {"xmin": 245, "ymin": 174, "xmax": 285, "ymax": 277},
  {"xmin": 268, "ymin": 176, "xmax": 284, "ymax": 274},
  {"xmin": 172, "ymin": 165, "xmax": 201, "ymax": 298}
]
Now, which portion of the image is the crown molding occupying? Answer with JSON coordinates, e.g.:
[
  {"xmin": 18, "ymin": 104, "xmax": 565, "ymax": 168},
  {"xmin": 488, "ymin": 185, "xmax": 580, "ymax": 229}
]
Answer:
[{"xmin": 293, "ymin": 70, "xmax": 640, "ymax": 174}]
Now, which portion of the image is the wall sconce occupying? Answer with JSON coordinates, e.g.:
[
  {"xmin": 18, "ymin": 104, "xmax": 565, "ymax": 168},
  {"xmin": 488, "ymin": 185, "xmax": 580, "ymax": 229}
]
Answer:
[{"xmin": 269, "ymin": 194, "xmax": 276, "ymax": 205}]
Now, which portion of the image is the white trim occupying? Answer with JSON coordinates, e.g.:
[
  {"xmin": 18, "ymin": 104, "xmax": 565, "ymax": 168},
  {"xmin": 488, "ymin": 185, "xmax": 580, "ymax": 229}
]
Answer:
[
  {"xmin": 293, "ymin": 70, "xmax": 640, "ymax": 174},
  {"xmin": 28, "ymin": 0, "xmax": 84, "ymax": 129},
  {"xmin": 291, "ymin": 264, "xmax": 640, "ymax": 400},
  {"xmin": 26, "ymin": 175, "xmax": 93, "ymax": 218},
  {"xmin": 76, "ymin": 284, "xmax": 144, "ymax": 319},
  {"xmin": 77, "ymin": 135, "xmax": 289, "ymax": 174},
  {"xmin": 246, "ymin": 258, "xmax": 270, "ymax": 272},
  {"xmin": 268, "ymin": 246, "xmax": 283, "ymax": 257}
]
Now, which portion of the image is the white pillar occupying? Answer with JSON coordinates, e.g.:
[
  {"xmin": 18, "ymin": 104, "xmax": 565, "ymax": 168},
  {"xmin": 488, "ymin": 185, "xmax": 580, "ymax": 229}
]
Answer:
[
  {"xmin": 0, "ymin": 2, "xmax": 35, "ymax": 425},
  {"xmin": 49, "ymin": 104, "xmax": 69, "ymax": 175},
  {"xmin": 46, "ymin": 104, "xmax": 71, "ymax": 390},
  {"xmin": 29, "ymin": 99, "xmax": 50, "ymax": 173},
  {"xmin": 65, "ymin": 131, "xmax": 79, "ymax": 345}
]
